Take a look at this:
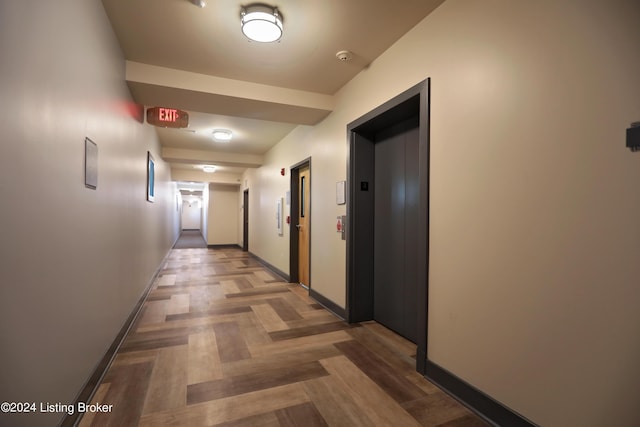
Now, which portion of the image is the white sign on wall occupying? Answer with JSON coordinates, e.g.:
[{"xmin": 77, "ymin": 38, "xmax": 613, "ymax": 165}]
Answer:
[{"xmin": 276, "ymin": 198, "xmax": 283, "ymax": 236}]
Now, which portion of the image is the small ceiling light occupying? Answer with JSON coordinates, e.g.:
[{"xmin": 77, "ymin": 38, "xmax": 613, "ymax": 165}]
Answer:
[
  {"xmin": 202, "ymin": 165, "xmax": 217, "ymax": 173},
  {"xmin": 191, "ymin": 0, "xmax": 206, "ymax": 7},
  {"xmin": 241, "ymin": 4, "xmax": 283, "ymax": 43},
  {"xmin": 212, "ymin": 129, "xmax": 233, "ymax": 142}
]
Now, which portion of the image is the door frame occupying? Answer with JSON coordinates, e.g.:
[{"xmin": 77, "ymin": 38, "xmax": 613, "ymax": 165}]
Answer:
[
  {"xmin": 289, "ymin": 158, "xmax": 312, "ymax": 287},
  {"xmin": 346, "ymin": 79, "xmax": 430, "ymax": 374},
  {"xmin": 242, "ymin": 189, "xmax": 249, "ymax": 251}
]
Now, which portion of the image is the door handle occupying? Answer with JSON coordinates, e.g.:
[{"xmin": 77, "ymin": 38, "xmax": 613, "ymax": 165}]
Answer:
[{"xmin": 296, "ymin": 224, "xmax": 302, "ymax": 229}]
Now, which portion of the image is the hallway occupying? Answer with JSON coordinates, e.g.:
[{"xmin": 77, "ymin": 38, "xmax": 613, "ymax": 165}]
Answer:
[
  {"xmin": 4, "ymin": 1, "xmax": 640, "ymax": 426},
  {"xmin": 77, "ymin": 246, "xmax": 487, "ymax": 426}
]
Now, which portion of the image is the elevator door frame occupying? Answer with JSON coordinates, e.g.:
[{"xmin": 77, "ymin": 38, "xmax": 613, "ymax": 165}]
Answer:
[{"xmin": 346, "ymin": 79, "xmax": 430, "ymax": 374}]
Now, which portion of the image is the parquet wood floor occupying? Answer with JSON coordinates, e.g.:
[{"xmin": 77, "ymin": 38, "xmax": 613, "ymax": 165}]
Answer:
[{"xmin": 79, "ymin": 247, "xmax": 489, "ymax": 427}]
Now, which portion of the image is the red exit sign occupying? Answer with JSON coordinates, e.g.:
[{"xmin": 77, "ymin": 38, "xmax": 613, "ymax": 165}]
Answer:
[{"xmin": 146, "ymin": 107, "xmax": 189, "ymax": 128}]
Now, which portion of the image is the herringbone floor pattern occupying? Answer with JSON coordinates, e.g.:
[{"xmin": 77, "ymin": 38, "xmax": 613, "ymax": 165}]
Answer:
[{"xmin": 78, "ymin": 247, "xmax": 489, "ymax": 427}]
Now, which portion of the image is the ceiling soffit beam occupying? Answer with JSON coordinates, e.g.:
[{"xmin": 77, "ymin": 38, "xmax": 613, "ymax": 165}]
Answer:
[
  {"xmin": 126, "ymin": 61, "xmax": 335, "ymax": 124},
  {"xmin": 162, "ymin": 147, "xmax": 263, "ymax": 168},
  {"xmin": 128, "ymin": 82, "xmax": 330, "ymax": 125},
  {"xmin": 171, "ymin": 169, "xmax": 241, "ymax": 185}
]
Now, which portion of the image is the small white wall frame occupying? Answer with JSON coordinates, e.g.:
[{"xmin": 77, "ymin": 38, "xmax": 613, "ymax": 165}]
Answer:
[
  {"xmin": 336, "ymin": 181, "xmax": 346, "ymax": 205},
  {"xmin": 276, "ymin": 198, "xmax": 283, "ymax": 235}
]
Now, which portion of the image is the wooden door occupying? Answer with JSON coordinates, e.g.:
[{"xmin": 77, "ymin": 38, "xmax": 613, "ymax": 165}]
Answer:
[{"xmin": 297, "ymin": 165, "xmax": 310, "ymax": 286}]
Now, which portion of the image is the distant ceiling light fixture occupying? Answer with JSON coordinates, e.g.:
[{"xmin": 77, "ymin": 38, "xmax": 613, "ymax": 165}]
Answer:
[
  {"xmin": 212, "ymin": 129, "xmax": 233, "ymax": 142},
  {"xmin": 240, "ymin": 4, "xmax": 283, "ymax": 43},
  {"xmin": 191, "ymin": 0, "xmax": 206, "ymax": 7},
  {"xmin": 202, "ymin": 165, "xmax": 217, "ymax": 173}
]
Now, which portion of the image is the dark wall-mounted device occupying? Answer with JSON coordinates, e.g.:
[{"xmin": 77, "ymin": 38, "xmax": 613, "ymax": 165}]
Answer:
[{"xmin": 627, "ymin": 122, "xmax": 640, "ymax": 152}]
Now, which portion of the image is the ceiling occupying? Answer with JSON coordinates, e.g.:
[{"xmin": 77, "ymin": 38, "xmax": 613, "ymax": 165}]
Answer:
[{"xmin": 101, "ymin": 0, "xmax": 445, "ymax": 187}]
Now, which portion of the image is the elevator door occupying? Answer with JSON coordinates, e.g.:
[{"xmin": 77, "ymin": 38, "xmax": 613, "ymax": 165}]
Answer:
[{"xmin": 373, "ymin": 120, "xmax": 419, "ymax": 342}]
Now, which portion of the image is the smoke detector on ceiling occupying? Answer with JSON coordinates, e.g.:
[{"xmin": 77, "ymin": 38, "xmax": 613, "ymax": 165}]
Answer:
[{"xmin": 336, "ymin": 50, "xmax": 353, "ymax": 62}]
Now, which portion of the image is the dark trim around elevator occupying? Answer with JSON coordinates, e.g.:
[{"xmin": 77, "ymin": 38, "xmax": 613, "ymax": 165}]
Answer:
[{"xmin": 345, "ymin": 79, "xmax": 430, "ymax": 374}]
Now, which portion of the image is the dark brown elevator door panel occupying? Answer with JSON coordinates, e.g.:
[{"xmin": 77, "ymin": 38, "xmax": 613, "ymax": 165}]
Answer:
[{"xmin": 373, "ymin": 123, "xmax": 419, "ymax": 343}]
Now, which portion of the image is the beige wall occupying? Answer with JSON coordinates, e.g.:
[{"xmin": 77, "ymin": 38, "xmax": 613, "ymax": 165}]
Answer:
[
  {"xmin": 243, "ymin": 0, "xmax": 640, "ymax": 425},
  {"xmin": 242, "ymin": 125, "xmax": 314, "ymax": 272},
  {"xmin": 0, "ymin": 2, "xmax": 179, "ymax": 427},
  {"xmin": 207, "ymin": 184, "xmax": 240, "ymax": 245}
]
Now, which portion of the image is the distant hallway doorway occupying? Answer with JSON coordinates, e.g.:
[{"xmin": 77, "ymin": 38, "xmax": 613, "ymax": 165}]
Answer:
[
  {"xmin": 243, "ymin": 189, "xmax": 249, "ymax": 251},
  {"xmin": 182, "ymin": 200, "xmax": 201, "ymax": 230}
]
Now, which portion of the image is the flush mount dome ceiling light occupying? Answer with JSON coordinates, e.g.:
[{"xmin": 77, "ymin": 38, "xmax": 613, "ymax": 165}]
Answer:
[
  {"xmin": 212, "ymin": 129, "xmax": 233, "ymax": 142},
  {"xmin": 241, "ymin": 4, "xmax": 283, "ymax": 43}
]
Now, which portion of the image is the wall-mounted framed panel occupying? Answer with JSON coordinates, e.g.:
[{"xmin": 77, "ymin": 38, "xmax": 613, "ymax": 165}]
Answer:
[
  {"xmin": 147, "ymin": 151, "xmax": 155, "ymax": 202},
  {"xmin": 84, "ymin": 138, "xmax": 98, "ymax": 190}
]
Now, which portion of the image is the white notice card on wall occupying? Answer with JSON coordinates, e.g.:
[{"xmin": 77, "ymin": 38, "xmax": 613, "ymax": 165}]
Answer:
[
  {"xmin": 276, "ymin": 198, "xmax": 283, "ymax": 236},
  {"xmin": 336, "ymin": 181, "xmax": 346, "ymax": 205}
]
